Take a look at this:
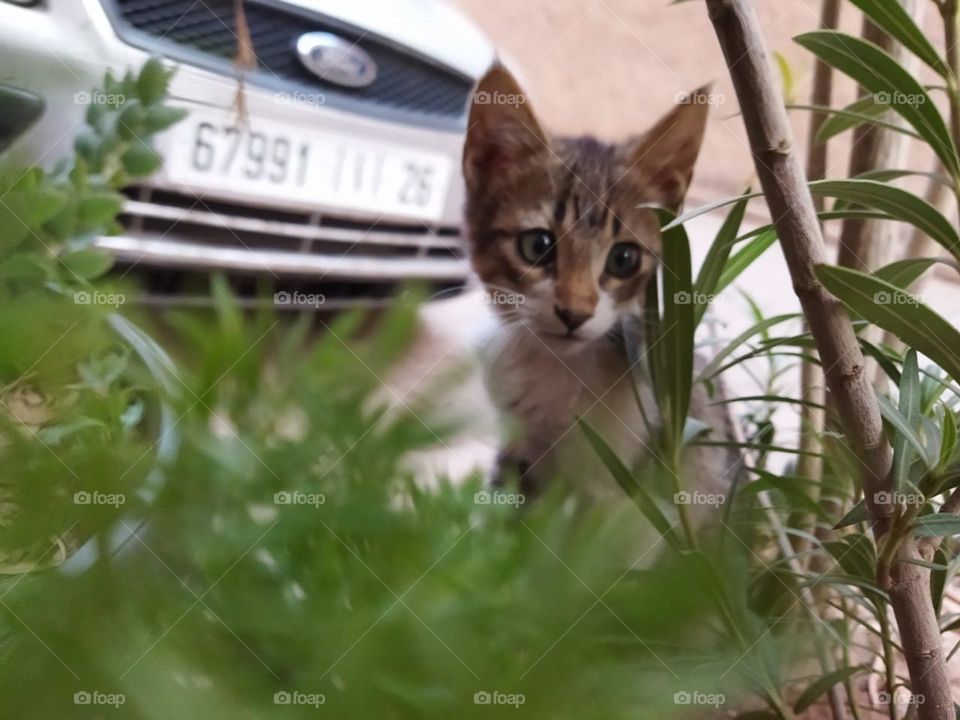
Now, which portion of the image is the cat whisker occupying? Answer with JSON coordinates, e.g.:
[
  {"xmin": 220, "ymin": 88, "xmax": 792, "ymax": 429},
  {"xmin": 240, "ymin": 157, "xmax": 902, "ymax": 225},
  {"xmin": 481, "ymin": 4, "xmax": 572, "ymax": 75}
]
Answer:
[{"xmin": 423, "ymin": 283, "xmax": 474, "ymax": 304}]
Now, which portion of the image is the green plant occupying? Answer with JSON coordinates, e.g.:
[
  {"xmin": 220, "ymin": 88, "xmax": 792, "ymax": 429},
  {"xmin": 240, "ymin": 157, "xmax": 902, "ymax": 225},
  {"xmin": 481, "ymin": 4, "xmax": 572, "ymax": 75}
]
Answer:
[
  {"xmin": 578, "ymin": 1, "xmax": 960, "ymax": 718},
  {"xmin": 0, "ymin": 59, "xmax": 754, "ymax": 720}
]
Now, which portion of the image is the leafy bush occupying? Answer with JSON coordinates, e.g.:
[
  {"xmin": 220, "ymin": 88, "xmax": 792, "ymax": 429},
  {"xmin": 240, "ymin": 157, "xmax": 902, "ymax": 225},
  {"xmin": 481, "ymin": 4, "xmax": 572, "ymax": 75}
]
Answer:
[
  {"xmin": 5, "ymin": 0, "xmax": 960, "ymax": 714},
  {"xmin": 0, "ymin": 61, "xmax": 757, "ymax": 720}
]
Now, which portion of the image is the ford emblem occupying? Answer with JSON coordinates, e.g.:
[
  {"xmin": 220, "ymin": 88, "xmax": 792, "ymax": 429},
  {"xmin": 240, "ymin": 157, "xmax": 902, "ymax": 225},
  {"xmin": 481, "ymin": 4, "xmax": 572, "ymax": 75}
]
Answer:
[{"xmin": 296, "ymin": 32, "xmax": 377, "ymax": 89}]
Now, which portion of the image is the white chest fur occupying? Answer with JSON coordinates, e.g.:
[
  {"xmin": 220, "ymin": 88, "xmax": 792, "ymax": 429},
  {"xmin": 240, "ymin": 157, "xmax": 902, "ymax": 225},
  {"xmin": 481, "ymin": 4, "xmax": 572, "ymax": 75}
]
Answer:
[{"xmin": 479, "ymin": 322, "xmax": 653, "ymax": 488}]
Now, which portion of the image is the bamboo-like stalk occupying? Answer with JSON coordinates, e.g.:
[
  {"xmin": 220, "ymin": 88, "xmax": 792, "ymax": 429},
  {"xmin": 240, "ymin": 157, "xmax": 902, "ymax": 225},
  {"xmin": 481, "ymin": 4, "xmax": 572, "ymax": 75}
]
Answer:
[
  {"xmin": 835, "ymin": 16, "xmax": 904, "ymax": 274},
  {"xmin": 704, "ymin": 2, "xmax": 953, "ymax": 717},
  {"xmin": 796, "ymin": 5, "xmax": 846, "ymax": 719},
  {"xmin": 837, "ymin": 1, "xmax": 923, "ymax": 392},
  {"xmin": 878, "ymin": 163, "xmax": 949, "ymax": 354},
  {"xmin": 704, "ymin": 0, "xmax": 893, "ymax": 530},
  {"xmin": 797, "ymin": 0, "xmax": 840, "ymax": 496}
]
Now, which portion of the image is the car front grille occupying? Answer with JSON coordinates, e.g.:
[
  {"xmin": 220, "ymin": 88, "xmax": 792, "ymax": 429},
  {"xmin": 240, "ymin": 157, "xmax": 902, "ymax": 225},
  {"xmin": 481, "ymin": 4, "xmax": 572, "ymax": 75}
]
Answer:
[
  {"xmin": 100, "ymin": 0, "xmax": 474, "ymax": 129},
  {"xmin": 94, "ymin": 185, "xmax": 469, "ymax": 301}
]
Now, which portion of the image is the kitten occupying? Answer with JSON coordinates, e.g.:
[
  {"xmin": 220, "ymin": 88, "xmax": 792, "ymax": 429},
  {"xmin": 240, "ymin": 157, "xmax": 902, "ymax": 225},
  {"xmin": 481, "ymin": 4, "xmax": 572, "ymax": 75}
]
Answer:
[{"xmin": 462, "ymin": 64, "xmax": 738, "ymax": 520}]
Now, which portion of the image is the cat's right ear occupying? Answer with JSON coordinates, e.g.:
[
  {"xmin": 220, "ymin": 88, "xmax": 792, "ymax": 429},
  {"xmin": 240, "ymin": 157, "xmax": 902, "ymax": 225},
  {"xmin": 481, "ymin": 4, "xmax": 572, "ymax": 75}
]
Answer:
[{"xmin": 463, "ymin": 63, "xmax": 547, "ymax": 190}]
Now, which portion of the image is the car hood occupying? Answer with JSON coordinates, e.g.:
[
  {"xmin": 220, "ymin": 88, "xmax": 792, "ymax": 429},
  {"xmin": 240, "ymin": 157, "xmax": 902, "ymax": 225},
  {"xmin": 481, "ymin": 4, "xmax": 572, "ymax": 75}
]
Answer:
[{"xmin": 282, "ymin": 0, "xmax": 494, "ymax": 79}]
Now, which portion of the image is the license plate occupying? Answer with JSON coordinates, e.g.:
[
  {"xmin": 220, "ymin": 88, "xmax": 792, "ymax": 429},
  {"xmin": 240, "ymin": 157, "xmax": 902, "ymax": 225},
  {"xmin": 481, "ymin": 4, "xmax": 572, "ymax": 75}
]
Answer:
[{"xmin": 159, "ymin": 107, "xmax": 453, "ymax": 222}]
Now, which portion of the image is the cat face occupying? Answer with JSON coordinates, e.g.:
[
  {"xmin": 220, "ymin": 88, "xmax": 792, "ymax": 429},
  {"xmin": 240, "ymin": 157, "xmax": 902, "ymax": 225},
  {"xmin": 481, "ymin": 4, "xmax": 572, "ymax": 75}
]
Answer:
[{"xmin": 462, "ymin": 64, "xmax": 709, "ymax": 342}]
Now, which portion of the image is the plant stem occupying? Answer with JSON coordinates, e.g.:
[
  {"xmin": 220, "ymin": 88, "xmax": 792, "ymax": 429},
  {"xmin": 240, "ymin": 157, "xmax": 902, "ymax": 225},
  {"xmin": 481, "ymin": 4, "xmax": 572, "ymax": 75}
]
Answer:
[
  {"xmin": 839, "ymin": 596, "xmax": 864, "ymax": 720},
  {"xmin": 794, "ymin": 0, "xmax": 838, "ymax": 563},
  {"xmin": 672, "ymin": 444, "xmax": 699, "ymax": 549},
  {"xmin": 942, "ymin": 0, "xmax": 960, "ymax": 209},
  {"xmin": 704, "ymin": 0, "xmax": 894, "ymax": 535},
  {"xmin": 878, "ymin": 610, "xmax": 898, "ymax": 720},
  {"xmin": 704, "ymin": 1, "xmax": 953, "ymax": 716},
  {"xmin": 836, "ymin": 13, "xmax": 908, "ymax": 276}
]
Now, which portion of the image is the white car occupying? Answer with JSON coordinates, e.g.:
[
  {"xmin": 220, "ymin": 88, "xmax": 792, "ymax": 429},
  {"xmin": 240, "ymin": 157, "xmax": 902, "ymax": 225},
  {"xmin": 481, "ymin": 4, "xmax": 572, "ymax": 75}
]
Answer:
[{"xmin": 0, "ymin": 0, "xmax": 494, "ymax": 306}]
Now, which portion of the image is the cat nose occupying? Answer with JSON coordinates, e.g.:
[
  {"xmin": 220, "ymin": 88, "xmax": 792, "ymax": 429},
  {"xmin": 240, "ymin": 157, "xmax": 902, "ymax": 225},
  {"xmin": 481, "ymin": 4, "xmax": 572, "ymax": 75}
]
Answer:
[{"xmin": 554, "ymin": 306, "xmax": 591, "ymax": 333}]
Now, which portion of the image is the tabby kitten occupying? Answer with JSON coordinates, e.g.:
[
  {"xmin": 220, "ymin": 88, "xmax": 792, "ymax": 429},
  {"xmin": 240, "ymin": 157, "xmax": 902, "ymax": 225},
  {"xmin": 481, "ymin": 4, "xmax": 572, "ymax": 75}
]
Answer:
[{"xmin": 462, "ymin": 64, "xmax": 737, "ymax": 511}]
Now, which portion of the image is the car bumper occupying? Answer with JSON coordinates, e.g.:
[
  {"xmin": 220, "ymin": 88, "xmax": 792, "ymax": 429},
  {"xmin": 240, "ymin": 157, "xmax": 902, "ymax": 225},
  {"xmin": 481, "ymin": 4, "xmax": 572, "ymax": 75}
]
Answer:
[{"xmin": 0, "ymin": 0, "xmax": 479, "ymax": 287}]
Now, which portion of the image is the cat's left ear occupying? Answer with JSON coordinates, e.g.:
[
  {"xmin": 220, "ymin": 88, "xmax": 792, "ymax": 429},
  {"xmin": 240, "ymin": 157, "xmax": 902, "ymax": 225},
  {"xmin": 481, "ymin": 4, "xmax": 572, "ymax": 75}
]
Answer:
[{"xmin": 621, "ymin": 86, "xmax": 711, "ymax": 209}]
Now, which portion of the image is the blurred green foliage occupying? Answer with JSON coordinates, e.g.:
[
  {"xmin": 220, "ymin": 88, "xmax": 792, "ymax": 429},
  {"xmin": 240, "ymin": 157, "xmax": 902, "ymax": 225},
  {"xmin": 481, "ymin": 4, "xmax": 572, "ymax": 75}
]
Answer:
[{"xmin": 0, "ymin": 60, "xmax": 763, "ymax": 720}]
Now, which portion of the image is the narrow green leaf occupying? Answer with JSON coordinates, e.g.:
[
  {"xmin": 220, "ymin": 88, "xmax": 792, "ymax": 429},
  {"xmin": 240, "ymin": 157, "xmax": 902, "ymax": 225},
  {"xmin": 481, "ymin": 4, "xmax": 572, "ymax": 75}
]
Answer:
[
  {"xmin": 656, "ymin": 209, "xmax": 695, "ymax": 445},
  {"xmin": 643, "ymin": 273, "xmax": 663, "ymax": 402},
  {"xmin": 874, "ymin": 258, "xmax": 939, "ymax": 288},
  {"xmin": 694, "ymin": 196, "xmax": 748, "ymax": 325},
  {"xmin": 794, "ymin": 666, "xmax": 868, "ymax": 714},
  {"xmin": 834, "ymin": 500, "xmax": 869, "ymax": 529},
  {"xmin": 710, "ymin": 394, "xmax": 827, "ymax": 411},
  {"xmin": 695, "ymin": 314, "xmax": 799, "ymax": 384},
  {"xmin": 824, "ymin": 533, "xmax": 877, "ymax": 581},
  {"xmin": 816, "ymin": 265, "xmax": 960, "ymax": 383},
  {"xmin": 846, "ymin": 0, "xmax": 950, "ymax": 78},
  {"xmin": 795, "ymin": 31, "xmax": 958, "ymax": 176},
  {"xmin": 932, "ymin": 546, "xmax": 949, "ymax": 616},
  {"xmin": 913, "ymin": 514, "xmax": 960, "ymax": 538},
  {"xmin": 716, "ymin": 229, "xmax": 777, "ymax": 292},
  {"xmin": 890, "ymin": 350, "xmax": 923, "ymax": 489},
  {"xmin": 735, "ymin": 209, "xmax": 892, "ymax": 244},
  {"xmin": 740, "ymin": 470, "xmax": 827, "ymax": 519},
  {"xmin": 662, "ymin": 190, "xmax": 761, "ymax": 230},
  {"xmin": 860, "ymin": 337, "xmax": 903, "ymax": 385},
  {"xmin": 877, "ymin": 394, "xmax": 928, "ymax": 469},
  {"xmin": 809, "ymin": 180, "xmax": 960, "ymax": 263},
  {"xmin": 810, "ymin": 95, "xmax": 904, "ymax": 143},
  {"xmin": 939, "ymin": 409, "xmax": 958, "ymax": 473},
  {"xmin": 579, "ymin": 419, "xmax": 681, "ymax": 550}
]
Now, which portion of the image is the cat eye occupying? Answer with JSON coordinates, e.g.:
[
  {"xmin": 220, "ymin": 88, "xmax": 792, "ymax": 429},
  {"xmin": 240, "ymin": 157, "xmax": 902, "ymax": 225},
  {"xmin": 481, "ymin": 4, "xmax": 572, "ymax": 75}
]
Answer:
[
  {"xmin": 517, "ymin": 229, "xmax": 557, "ymax": 266},
  {"xmin": 605, "ymin": 242, "xmax": 643, "ymax": 279}
]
